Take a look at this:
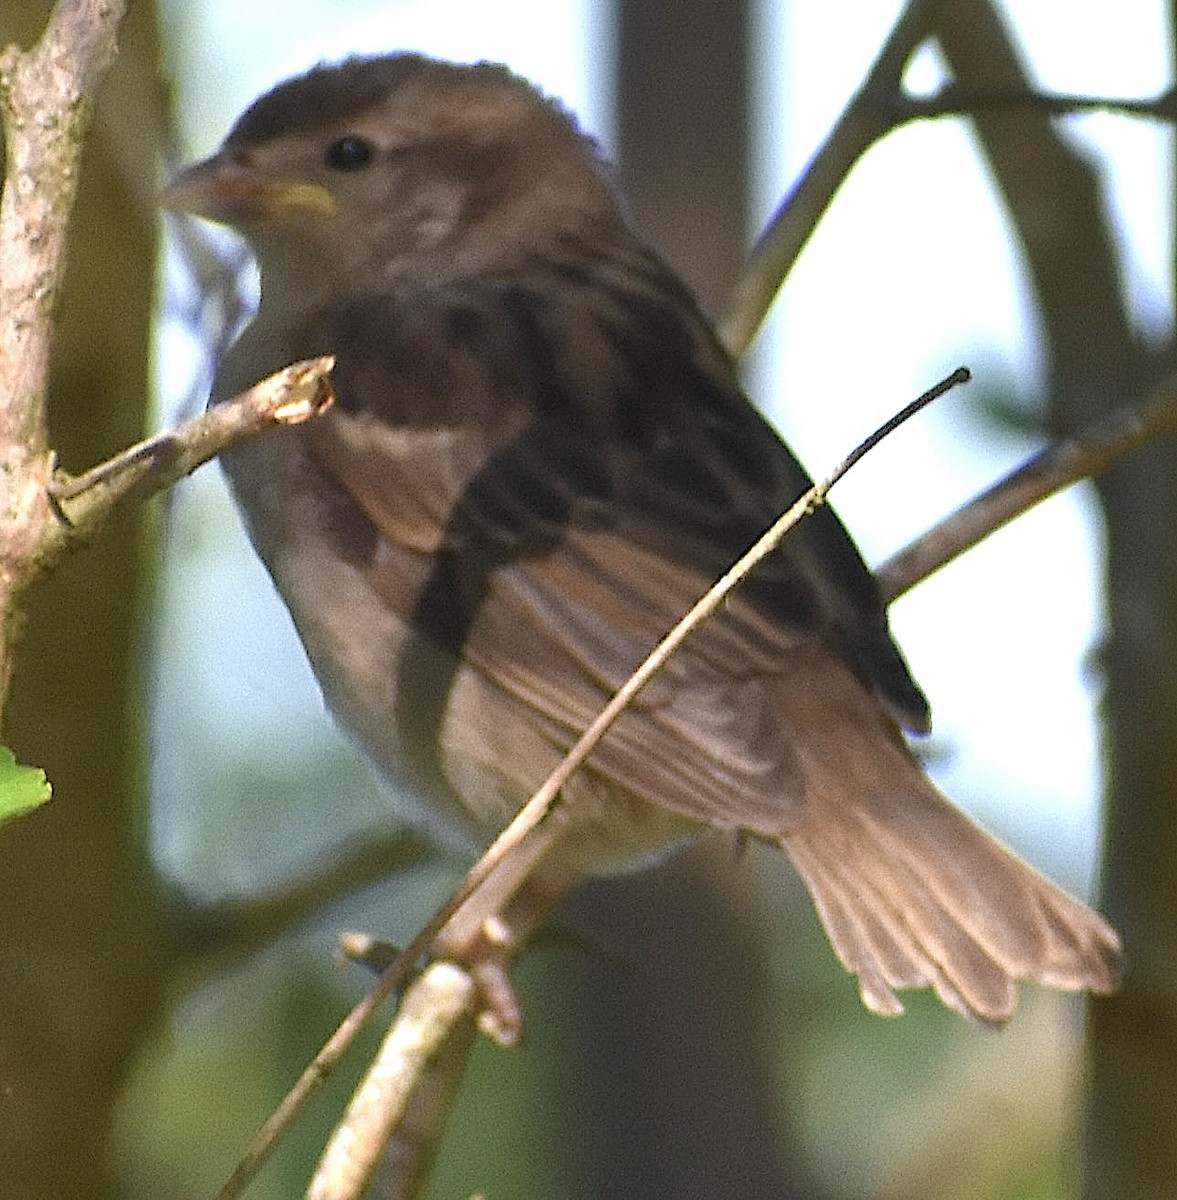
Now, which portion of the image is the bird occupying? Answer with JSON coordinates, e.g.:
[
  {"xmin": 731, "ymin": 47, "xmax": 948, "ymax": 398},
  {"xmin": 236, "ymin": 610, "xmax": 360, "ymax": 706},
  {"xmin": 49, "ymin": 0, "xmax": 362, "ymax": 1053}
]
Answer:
[{"xmin": 164, "ymin": 52, "xmax": 1120, "ymax": 1026}]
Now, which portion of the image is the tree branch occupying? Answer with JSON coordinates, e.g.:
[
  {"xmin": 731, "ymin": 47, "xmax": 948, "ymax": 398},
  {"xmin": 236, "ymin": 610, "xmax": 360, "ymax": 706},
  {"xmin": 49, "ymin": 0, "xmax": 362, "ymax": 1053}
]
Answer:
[
  {"xmin": 893, "ymin": 84, "xmax": 1177, "ymax": 124},
  {"xmin": 173, "ymin": 826, "xmax": 431, "ymax": 978},
  {"xmin": 0, "ymin": 0, "xmax": 127, "ymax": 707},
  {"xmin": 717, "ymin": 0, "xmax": 946, "ymax": 356},
  {"xmin": 715, "ymin": 2, "xmax": 1177, "ymax": 364},
  {"xmin": 0, "ymin": 0, "xmax": 126, "ymax": 448},
  {"xmin": 307, "ymin": 963, "xmax": 478, "ymax": 1200},
  {"xmin": 43, "ymin": 355, "xmax": 335, "ymax": 565},
  {"xmin": 877, "ymin": 370, "xmax": 1177, "ymax": 602}
]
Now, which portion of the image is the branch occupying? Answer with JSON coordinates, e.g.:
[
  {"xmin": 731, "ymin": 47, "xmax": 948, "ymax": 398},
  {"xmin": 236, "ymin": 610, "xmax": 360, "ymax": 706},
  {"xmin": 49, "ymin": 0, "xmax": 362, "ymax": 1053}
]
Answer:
[
  {"xmin": 0, "ymin": 0, "xmax": 128, "ymax": 706},
  {"xmin": 893, "ymin": 84, "xmax": 1177, "ymax": 124},
  {"xmin": 0, "ymin": 0, "xmax": 127, "ymax": 449},
  {"xmin": 877, "ymin": 370, "xmax": 1177, "ymax": 602},
  {"xmin": 717, "ymin": 0, "xmax": 946, "ymax": 356},
  {"xmin": 306, "ymin": 963, "xmax": 478, "ymax": 1200},
  {"xmin": 174, "ymin": 826, "xmax": 431, "ymax": 977},
  {"xmin": 43, "ymin": 355, "xmax": 335, "ymax": 564},
  {"xmin": 934, "ymin": 0, "xmax": 1141, "ymax": 430},
  {"xmin": 715, "ymin": 1, "xmax": 1176, "ymax": 363}
]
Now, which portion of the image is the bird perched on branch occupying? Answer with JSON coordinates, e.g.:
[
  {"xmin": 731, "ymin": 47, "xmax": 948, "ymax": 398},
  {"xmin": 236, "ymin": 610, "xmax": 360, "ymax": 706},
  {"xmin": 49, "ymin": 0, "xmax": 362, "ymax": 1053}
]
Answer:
[{"xmin": 165, "ymin": 52, "xmax": 1119, "ymax": 1025}]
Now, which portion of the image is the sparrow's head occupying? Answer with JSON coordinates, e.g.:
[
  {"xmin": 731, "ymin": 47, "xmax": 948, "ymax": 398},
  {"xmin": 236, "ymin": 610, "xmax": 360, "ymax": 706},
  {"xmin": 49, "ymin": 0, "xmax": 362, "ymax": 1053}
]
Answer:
[{"xmin": 164, "ymin": 54, "xmax": 620, "ymax": 307}]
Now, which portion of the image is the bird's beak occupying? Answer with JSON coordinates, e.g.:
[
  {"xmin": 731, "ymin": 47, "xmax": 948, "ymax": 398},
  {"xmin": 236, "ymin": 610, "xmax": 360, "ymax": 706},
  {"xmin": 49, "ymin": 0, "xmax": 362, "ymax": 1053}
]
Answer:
[{"xmin": 161, "ymin": 152, "xmax": 336, "ymax": 225}]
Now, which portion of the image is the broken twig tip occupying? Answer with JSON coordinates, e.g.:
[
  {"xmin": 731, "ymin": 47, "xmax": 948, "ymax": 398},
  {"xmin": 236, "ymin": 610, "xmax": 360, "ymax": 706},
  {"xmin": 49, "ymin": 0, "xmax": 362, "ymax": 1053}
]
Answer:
[
  {"xmin": 271, "ymin": 356, "xmax": 336, "ymax": 424},
  {"xmin": 338, "ymin": 931, "xmax": 403, "ymax": 975}
]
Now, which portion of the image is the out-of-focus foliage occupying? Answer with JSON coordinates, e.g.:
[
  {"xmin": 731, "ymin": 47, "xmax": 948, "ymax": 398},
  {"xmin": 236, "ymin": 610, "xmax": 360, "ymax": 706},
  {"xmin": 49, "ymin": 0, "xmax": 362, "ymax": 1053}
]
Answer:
[{"xmin": 0, "ymin": 747, "xmax": 51, "ymax": 823}]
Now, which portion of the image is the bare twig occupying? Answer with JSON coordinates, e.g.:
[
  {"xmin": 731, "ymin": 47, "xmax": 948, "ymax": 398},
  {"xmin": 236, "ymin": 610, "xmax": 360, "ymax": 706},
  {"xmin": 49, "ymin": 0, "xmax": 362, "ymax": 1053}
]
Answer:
[
  {"xmin": 717, "ymin": 0, "xmax": 945, "ymax": 356},
  {"xmin": 44, "ymin": 355, "xmax": 335, "ymax": 561},
  {"xmin": 877, "ymin": 371, "xmax": 1177, "ymax": 602},
  {"xmin": 175, "ymin": 828, "xmax": 429, "ymax": 974},
  {"xmin": 892, "ymin": 84, "xmax": 1177, "ymax": 125},
  {"xmin": 307, "ymin": 963, "xmax": 477, "ymax": 1200},
  {"xmin": 715, "ymin": 2, "xmax": 1177, "ymax": 363},
  {"xmin": 213, "ymin": 367, "xmax": 967, "ymax": 1200},
  {"xmin": 359, "ymin": 1010, "xmax": 477, "ymax": 1200}
]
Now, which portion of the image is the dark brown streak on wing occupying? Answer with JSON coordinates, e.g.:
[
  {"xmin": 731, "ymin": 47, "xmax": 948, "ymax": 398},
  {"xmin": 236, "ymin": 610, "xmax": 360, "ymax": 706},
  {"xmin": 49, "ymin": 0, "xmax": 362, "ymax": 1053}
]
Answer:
[
  {"xmin": 389, "ymin": 276, "xmax": 615, "ymax": 793},
  {"xmin": 396, "ymin": 419, "xmax": 612, "ymax": 797},
  {"xmin": 591, "ymin": 252, "xmax": 930, "ymax": 732}
]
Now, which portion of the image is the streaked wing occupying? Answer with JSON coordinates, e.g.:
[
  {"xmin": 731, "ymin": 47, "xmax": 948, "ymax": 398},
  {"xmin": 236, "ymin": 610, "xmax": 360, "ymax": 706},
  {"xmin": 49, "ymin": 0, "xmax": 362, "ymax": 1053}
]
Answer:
[
  {"xmin": 304, "ymin": 242, "xmax": 930, "ymax": 734},
  {"xmin": 452, "ymin": 523, "xmax": 815, "ymax": 831},
  {"xmin": 306, "ymin": 331, "xmax": 1120, "ymax": 1024}
]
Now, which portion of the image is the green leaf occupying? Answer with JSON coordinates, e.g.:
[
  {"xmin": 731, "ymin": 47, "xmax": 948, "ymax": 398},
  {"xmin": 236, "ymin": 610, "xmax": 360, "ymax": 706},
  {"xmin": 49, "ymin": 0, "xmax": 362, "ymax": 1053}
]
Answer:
[{"xmin": 0, "ymin": 746, "xmax": 51, "ymax": 823}]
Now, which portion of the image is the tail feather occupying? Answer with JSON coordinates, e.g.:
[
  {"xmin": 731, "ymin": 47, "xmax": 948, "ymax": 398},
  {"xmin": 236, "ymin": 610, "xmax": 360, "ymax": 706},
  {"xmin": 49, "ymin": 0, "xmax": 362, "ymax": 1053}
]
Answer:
[
  {"xmin": 791, "ymin": 848, "xmax": 938, "ymax": 1015},
  {"xmin": 779, "ymin": 772, "xmax": 1120, "ymax": 1024}
]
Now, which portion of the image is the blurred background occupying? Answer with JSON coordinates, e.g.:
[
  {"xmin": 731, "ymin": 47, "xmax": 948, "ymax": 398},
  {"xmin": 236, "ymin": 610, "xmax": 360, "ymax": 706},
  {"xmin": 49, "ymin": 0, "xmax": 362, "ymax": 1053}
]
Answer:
[{"xmin": 1, "ymin": 1, "xmax": 1174, "ymax": 1197}]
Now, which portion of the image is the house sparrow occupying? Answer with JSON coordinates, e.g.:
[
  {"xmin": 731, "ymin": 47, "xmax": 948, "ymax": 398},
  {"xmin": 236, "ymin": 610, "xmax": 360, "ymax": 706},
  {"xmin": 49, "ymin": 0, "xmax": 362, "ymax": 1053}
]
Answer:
[{"xmin": 164, "ymin": 52, "xmax": 1119, "ymax": 1023}]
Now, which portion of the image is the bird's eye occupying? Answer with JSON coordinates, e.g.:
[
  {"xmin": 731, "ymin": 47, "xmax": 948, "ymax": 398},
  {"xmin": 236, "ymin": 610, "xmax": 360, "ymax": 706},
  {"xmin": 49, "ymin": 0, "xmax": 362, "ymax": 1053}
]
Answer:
[{"xmin": 324, "ymin": 136, "xmax": 375, "ymax": 171}]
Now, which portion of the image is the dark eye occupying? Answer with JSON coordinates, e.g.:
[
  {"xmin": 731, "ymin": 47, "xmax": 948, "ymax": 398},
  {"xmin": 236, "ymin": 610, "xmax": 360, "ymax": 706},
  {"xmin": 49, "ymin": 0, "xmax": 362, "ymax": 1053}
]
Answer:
[{"xmin": 324, "ymin": 136, "xmax": 375, "ymax": 171}]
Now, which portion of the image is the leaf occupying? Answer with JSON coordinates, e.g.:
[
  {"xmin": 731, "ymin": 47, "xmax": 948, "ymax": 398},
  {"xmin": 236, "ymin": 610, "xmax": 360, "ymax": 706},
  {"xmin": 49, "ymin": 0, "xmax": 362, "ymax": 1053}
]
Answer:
[{"xmin": 0, "ymin": 746, "xmax": 51, "ymax": 823}]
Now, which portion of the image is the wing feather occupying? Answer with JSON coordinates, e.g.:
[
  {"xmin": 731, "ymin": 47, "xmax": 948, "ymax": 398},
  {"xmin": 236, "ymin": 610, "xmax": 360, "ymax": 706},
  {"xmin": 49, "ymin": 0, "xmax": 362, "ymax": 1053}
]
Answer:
[{"xmin": 295, "ymin": 303, "xmax": 1119, "ymax": 1024}]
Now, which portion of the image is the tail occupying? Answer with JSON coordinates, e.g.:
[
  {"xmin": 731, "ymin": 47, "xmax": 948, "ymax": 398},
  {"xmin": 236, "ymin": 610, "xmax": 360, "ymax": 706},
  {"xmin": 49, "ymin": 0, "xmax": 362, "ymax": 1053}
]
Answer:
[
  {"xmin": 768, "ymin": 665, "xmax": 1120, "ymax": 1023},
  {"xmin": 780, "ymin": 770, "xmax": 1119, "ymax": 1023}
]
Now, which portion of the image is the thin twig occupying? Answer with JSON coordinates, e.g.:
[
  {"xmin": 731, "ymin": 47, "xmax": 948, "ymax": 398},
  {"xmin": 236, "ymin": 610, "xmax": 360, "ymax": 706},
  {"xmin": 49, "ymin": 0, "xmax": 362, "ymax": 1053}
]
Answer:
[
  {"xmin": 212, "ymin": 367, "xmax": 968, "ymax": 1200},
  {"xmin": 717, "ymin": 0, "xmax": 946, "ymax": 356},
  {"xmin": 175, "ymin": 829, "xmax": 430, "ymax": 975},
  {"xmin": 43, "ymin": 357, "xmax": 335, "ymax": 565},
  {"xmin": 306, "ymin": 963, "xmax": 477, "ymax": 1200},
  {"xmin": 877, "ymin": 369, "xmax": 1177, "ymax": 603},
  {"xmin": 893, "ymin": 85, "xmax": 1177, "ymax": 125},
  {"xmin": 715, "ymin": 6, "xmax": 1177, "ymax": 361}
]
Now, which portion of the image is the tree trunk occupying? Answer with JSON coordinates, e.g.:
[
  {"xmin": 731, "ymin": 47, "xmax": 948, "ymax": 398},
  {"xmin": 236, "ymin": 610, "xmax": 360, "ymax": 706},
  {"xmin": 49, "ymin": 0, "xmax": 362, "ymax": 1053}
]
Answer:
[{"xmin": 0, "ymin": 5, "xmax": 168, "ymax": 1197}]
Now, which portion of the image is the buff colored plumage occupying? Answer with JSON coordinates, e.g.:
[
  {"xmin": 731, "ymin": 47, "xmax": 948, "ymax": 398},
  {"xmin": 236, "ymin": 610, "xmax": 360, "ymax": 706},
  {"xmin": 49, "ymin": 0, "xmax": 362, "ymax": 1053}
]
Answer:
[{"xmin": 166, "ymin": 54, "xmax": 1119, "ymax": 1022}]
